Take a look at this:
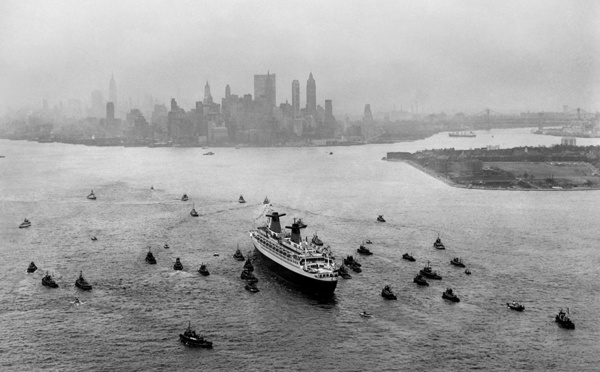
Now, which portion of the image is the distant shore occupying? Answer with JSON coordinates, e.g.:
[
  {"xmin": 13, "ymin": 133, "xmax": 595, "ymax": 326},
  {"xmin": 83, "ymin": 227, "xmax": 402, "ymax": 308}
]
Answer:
[{"xmin": 387, "ymin": 158, "xmax": 600, "ymax": 191}]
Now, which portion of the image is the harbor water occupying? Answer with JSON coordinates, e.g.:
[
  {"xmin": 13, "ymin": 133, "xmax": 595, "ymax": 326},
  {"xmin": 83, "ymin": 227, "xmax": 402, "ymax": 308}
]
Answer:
[{"xmin": 1, "ymin": 128, "xmax": 599, "ymax": 371}]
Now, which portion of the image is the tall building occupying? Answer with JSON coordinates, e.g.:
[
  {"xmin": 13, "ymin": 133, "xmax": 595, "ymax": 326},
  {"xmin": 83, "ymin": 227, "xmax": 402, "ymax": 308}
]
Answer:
[
  {"xmin": 225, "ymin": 84, "xmax": 231, "ymax": 99},
  {"xmin": 203, "ymin": 81, "xmax": 213, "ymax": 104},
  {"xmin": 109, "ymin": 74, "xmax": 117, "ymax": 110},
  {"xmin": 325, "ymin": 100, "xmax": 332, "ymax": 116},
  {"xmin": 254, "ymin": 72, "xmax": 276, "ymax": 107},
  {"xmin": 306, "ymin": 73, "xmax": 316, "ymax": 113},
  {"xmin": 292, "ymin": 80, "xmax": 300, "ymax": 117},
  {"xmin": 106, "ymin": 102, "xmax": 115, "ymax": 120}
]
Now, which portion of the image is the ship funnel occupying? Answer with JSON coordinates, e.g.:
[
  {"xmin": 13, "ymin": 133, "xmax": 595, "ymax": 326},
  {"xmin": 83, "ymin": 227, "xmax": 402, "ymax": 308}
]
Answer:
[
  {"xmin": 266, "ymin": 212, "xmax": 286, "ymax": 233},
  {"xmin": 285, "ymin": 222, "xmax": 306, "ymax": 244}
]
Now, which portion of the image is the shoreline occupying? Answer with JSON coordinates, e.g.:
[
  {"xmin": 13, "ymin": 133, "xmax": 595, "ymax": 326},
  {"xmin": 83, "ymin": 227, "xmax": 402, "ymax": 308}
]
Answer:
[{"xmin": 387, "ymin": 158, "xmax": 600, "ymax": 191}]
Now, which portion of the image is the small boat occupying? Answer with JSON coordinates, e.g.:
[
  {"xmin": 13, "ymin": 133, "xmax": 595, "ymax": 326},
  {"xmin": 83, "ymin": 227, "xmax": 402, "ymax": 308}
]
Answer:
[
  {"xmin": 555, "ymin": 308, "xmax": 575, "ymax": 329},
  {"xmin": 179, "ymin": 322, "xmax": 213, "ymax": 348},
  {"xmin": 91, "ymin": 236, "xmax": 97, "ymax": 241},
  {"xmin": 343, "ymin": 255, "xmax": 361, "ymax": 268},
  {"xmin": 357, "ymin": 243, "xmax": 373, "ymax": 255},
  {"xmin": 87, "ymin": 190, "xmax": 96, "ymax": 200},
  {"xmin": 71, "ymin": 298, "xmax": 86, "ymax": 306},
  {"xmin": 27, "ymin": 262, "xmax": 38, "ymax": 273},
  {"xmin": 19, "ymin": 219, "xmax": 31, "ymax": 228},
  {"xmin": 450, "ymin": 257, "xmax": 465, "ymax": 267},
  {"xmin": 181, "ymin": 194, "xmax": 189, "ymax": 201},
  {"xmin": 190, "ymin": 204, "xmax": 199, "ymax": 217},
  {"xmin": 311, "ymin": 233, "xmax": 323, "ymax": 246},
  {"xmin": 213, "ymin": 253, "xmax": 219, "ymax": 256},
  {"xmin": 233, "ymin": 246, "xmax": 245, "ymax": 261},
  {"xmin": 359, "ymin": 311, "xmax": 372, "ymax": 318},
  {"xmin": 336, "ymin": 265, "xmax": 352, "ymax": 279},
  {"xmin": 507, "ymin": 301, "xmax": 525, "ymax": 311},
  {"xmin": 245, "ymin": 282, "xmax": 260, "ymax": 293},
  {"xmin": 365, "ymin": 239, "xmax": 372, "ymax": 244},
  {"xmin": 329, "ymin": 152, "xmax": 333, "ymax": 155},
  {"xmin": 243, "ymin": 258, "xmax": 254, "ymax": 272},
  {"xmin": 413, "ymin": 274, "xmax": 429, "ymax": 286},
  {"xmin": 150, "ymin": 186, "xmax": 154, "ymax": 190},
  {"xmin": 442, "ymin": 288, "xmax": 460, "ymax": 302},
  {"xmin": 174, "ymin": 257, "xmax": 183, "ymax": 271},
  {"xmin": 241, "ymin": 269, "xmax": 258, "ymax": 283},
  {"xmin": 433, "ymin": 236, "xmax": 445, "ymax": 250},
  {"xmin": 203, "ymin": 151, "xmax": 215, "ymax": 156},
  {"xmin": 420, "ymin": 261, "xmax": 442, "ymax": 280},
  {"xmin": 42, "ymin": 272, "xmax": 58, "ymax": 288},
  {"xmin": 402, "ymin": 253, "xmax": 416, "ymax": 262},
  {"xmin": 75, "ymin": 270, "xmax": 92, "ymax": 291},
  {"xmin": 381, "ymin": 285, "xmax": 397, "ymax": 300},
  {"xmin": 350, "ymin": 264, "xmax": 362, "ymax": 273},
  {"xmin": 164, "ymin": 243, "xmax": 170, "ymax": 249},
  {"xmin": 238, "ymin": 195, "xmax": 246, "ymax": 203},
  {"xmin": 464, "ymin": 269, "xmax": 471, "ymax": 275},
  {"xmin": 198, "ymin": 263, "xmax": 210, "ymax": 276},
  {"xmin": 377, "ymin": 215, "xmax": 386, "ymax": 222},
  {"xmin": 263, "ymin": 196, "xmax": 270, "ymax": 205},
  {"xmin": 145, "ymin": 248, "xmax": 157, "ymax": 264}
]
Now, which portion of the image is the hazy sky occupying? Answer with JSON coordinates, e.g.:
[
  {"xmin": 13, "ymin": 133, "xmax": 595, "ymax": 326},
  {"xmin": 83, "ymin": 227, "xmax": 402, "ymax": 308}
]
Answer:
[{"xmin": 1, "ymin": 0, "xmax": 599, "ymax": 116}]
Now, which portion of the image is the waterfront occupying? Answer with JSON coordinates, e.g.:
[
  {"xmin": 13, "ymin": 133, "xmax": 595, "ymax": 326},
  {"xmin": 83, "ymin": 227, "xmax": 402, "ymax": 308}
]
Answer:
[{"xmin": 1, "ymin": 128, "xmax": 600, "ymax": 371}]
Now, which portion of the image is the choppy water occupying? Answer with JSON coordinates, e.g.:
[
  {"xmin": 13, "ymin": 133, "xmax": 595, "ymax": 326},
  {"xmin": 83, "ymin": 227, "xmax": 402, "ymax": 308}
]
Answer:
[{"xmin": 1, "ymin": 129, "xmax": 599, "ymax": 371}]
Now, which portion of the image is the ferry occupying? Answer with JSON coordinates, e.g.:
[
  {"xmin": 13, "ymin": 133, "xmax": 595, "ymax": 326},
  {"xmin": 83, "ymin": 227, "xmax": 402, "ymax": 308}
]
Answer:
[{"xmin": 249, "ymin": 210, "xmax": 338, "ymax": 295}]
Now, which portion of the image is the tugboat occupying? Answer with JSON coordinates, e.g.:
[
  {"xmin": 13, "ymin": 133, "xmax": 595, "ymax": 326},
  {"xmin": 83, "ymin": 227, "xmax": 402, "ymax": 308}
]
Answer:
[
  {"xmin": 238, "ymin": 195, "xmax": 246, "ymax": 203},
  {"xmin": 190, "ymin": 204, "xmax": 199, "ymax": 217},
  {"xmin": 377, "ymin": 215, "xmax": 386, "ymax": 222},
  {"xmin": 381, "ymin": 285, "xmax": 397, "ymax": 300},
  {"xmin": 27, "ymin": 262, "xmax": 38, "ymax": 273},
  {"xmin": 19, "ymin": 218, "xmax": 31, "ymax": 228},
  {"xmin": 198, "ymin": 263, "xmax": 210, "ymax": 276},
  {"xmin": 357, "ymin": 243, "xmax": 373, "ymax": 255},
  {"xmin": 555, "ymin": 308, "xmax": 575, "ymax": 329},
  {"xmin": 42, "ymin": 272, "xmax": 58, "ymax": 288},
  {"xmin": 173, "ymin": 258, "xmax": 183, "ymax": 271},
  {"xmin": 420, "ymin": 261, "xmax": 442, "ymax": 280},
  {"xmin": 336, "ymin": 265, "xmax": 352, "ymax": 279},
  {"xmin": 402, "ymin": 253, "xmax": 416, "ymax": 262},
  {"xmin": 442, "ymin": 288, "xmax": 460, "ymax": 302},
  {"xmin": 464, "ymin": 269, "xmax": 472, "ymax": 275},
  {"xmin": 450, "ymin": 257, "xmax": 465, "ymax": 267},
  {"xmin": 233, "ymin": 246, "xmax": 245, "ymax": 261},
  {"xmin": 181, "ymin": 194, "xmax": 189, "ymax": 201},
  {"xmin": 179, "ymin": 322, "xmax": 213, "ymax": 348},
  {"xmin": 433, "ymin": 236, "xmax": 445, "ymax": 250},
  {"xmin": 365, "ymin": 239, "xmax": 372, "ymax": 244},
  {"xmin": 263, "ymin": 196, "xmax": 270, "ymax": 205},
  {"xmin": 145, "ymin": 248, "xmax": 157, "ymax": 264},
  {"xmin": 240, "ymin": 269, "xmax": 258, "ymax": 283},
  {"xmin": 359, "ymin": 311, "xmax": 372, "ymax": 318},
  {"xmin": 413, "ymin": 274, "xmax": 429, "ymax": 286},
  {"xmin": 75, "ymin": 270, "xmax": 92, "ymax": 291},
  {"xmin": 164, "ymin": 243, "xmax": 170, "ymax": 249},
  {"xmin": 311, "ymin": 233, "xmax": 323, "ymax": 246},
  {"xmin": 87, "ymin": 190, "xmax": 96, "ymax": 200},
  {"xmin": 249, "ymin": 210, "xmax": 338, "ymax": 295},
  {"xmin": 507, "ymin": 301, "xmax": 525, "ymax": 311},
  {"xmin": 343, "ymin": 255, "xmax": 361, "ymax": 267},
  {"xmin": 243, "ymin": 258, "xmax": 254, "ymax": 272},
  {"xmin": 245, "ymin": 282, "xmax": 260, "ymax": 293}
]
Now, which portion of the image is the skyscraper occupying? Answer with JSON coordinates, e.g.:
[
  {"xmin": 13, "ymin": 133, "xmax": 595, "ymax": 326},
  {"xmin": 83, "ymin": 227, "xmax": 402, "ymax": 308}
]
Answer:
[
  {"xmin": 292, "ymin": 80, "xmax": 300, "ymax": 117},
  {"xmin": 204, "ymin": 81, "xmax": 213, "ymax": 104},
  {"xmin": 254, "ymin": 72, "xmax": 276, "ymax": 107},
  {"xmin": 109, "ymin": 74, "xmax": 117, "ymax": 110},
  {"xmin": 306, "ymin": 73, "xmax": 316, "ymax": 113}
]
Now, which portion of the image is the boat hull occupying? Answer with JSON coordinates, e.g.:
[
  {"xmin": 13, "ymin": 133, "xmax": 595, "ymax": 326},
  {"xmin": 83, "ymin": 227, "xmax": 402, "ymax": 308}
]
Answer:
[
  {"xmin": 252, "ymin": 243, "xmax": 337, "ymax": 295},
  {"xmin": 75, "ymin": 281, "xmax": 92, "ymax": 290}
]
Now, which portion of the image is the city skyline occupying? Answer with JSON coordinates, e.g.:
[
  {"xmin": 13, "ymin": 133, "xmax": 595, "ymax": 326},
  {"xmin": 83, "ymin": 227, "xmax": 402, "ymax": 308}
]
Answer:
[{"xmin": 1, "ymin": 0, "xmax": 599, "ymax": 116}]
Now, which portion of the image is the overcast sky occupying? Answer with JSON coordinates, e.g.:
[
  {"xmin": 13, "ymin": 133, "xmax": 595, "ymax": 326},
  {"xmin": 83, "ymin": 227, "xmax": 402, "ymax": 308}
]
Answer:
[{"xmin": 1, "ymin": 0, "xmax": 598, "ymax": 116}]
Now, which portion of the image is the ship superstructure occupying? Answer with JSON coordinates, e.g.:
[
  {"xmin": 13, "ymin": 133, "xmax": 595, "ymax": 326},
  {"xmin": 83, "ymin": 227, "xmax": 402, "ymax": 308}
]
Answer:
[{"xmin": 249, "ymin": 210, "xmax": 338, "ymax": 294}]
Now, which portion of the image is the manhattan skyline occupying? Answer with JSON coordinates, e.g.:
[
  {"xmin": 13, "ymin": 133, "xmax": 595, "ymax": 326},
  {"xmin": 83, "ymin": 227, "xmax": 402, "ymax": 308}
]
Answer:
[{"xmin": 1, "ymin": 0, "xmax": 598, "ymax": 116}]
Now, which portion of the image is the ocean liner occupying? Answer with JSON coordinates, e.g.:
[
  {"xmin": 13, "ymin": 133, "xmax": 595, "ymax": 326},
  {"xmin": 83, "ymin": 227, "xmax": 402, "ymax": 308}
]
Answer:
[{"xmin": 249, "ymin": 210, "xmax": 338, "ymax": 294}]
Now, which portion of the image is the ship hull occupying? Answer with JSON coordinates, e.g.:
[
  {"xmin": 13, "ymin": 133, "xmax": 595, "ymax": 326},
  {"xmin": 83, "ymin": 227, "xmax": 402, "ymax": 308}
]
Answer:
[{"xmin": 251, "ymin": 239, "xmax": 337, "ymax": 295}]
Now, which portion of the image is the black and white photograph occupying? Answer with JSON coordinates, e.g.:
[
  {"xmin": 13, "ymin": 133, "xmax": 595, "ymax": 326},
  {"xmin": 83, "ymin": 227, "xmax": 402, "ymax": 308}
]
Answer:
[{"xmin": 1, "ymin": 0, "xmax": 598, "ymax": 370}]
